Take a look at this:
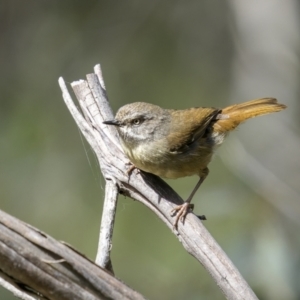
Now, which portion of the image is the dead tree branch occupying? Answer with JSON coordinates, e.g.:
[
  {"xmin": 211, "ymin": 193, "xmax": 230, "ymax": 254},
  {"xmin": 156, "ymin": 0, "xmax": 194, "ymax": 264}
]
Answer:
[{"xmin": 0, "ymin": 209, "xmax": 145, "ymax": 300}]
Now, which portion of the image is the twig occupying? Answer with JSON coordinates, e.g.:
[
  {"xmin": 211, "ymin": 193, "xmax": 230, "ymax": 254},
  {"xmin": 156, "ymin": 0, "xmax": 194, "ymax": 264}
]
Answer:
[
  {"xmin": 95, "ymin": 179, "xmax": 118, "ymax": 273},
  {"xmin": 59, "ymin": 64, "xmax": 259, "ymax": 300}
]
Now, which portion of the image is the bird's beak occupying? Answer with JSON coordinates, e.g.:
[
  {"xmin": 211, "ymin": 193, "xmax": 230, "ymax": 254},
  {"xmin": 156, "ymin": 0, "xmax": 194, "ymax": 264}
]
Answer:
[{"xmin": 103, "ymin": 119, "xmax": 121, "ymax": 126}]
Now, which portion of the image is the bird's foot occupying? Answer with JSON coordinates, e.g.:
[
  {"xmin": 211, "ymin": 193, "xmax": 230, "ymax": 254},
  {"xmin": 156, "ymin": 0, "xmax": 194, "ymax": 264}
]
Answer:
[
  {"xmin": 125, "ymin": 163, "xmax": 140, "ymax": 183},
  {"xmin": 171, "ymin": 202, "xmax": 194, "ymax": 230},
  {"xmin": 126, "ymin": 163, "xmax": 137, "ymax": 175}
]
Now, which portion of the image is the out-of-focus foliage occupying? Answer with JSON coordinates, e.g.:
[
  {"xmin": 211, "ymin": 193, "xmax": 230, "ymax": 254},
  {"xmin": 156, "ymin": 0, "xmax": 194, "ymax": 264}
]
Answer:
[{"xmin": 0, "ymin": 1, "xmax": 299, "ymax": 299}]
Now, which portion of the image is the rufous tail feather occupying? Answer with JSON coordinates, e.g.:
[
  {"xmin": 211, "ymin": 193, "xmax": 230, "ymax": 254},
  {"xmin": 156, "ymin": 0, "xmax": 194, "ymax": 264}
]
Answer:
[{"xmin": 213, "ymin": 98, "xmax": 286, "ymax": 133}]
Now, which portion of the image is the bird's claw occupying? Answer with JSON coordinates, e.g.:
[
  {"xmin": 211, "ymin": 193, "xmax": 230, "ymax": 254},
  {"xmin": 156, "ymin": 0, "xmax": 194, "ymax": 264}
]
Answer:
[
  {"xmin": 171, "ymin": 202, "xmax": 194, "ymax": 230},
  {"xmin": 126, "ymin": 163, "xmax": 136, "ymax": 175}
]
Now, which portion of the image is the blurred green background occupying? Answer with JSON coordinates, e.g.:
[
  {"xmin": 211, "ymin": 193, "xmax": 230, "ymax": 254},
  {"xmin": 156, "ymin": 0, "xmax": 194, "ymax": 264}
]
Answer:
[{"xmin": 1, "ymin": 1, "xmax": 299, "ymax": 299}]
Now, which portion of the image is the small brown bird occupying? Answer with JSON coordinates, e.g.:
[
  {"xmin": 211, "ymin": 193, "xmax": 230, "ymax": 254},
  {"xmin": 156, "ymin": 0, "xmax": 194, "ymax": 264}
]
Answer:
[{"xmin": 103, "ymin": 98, "xmax": 286, "ymax": 228}]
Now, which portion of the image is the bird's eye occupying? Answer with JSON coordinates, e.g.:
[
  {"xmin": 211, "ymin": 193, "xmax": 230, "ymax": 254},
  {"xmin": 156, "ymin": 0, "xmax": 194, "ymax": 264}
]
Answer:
[{"xmin": 132, "ymin": 118, "xmax": 141, "ymax": 125}]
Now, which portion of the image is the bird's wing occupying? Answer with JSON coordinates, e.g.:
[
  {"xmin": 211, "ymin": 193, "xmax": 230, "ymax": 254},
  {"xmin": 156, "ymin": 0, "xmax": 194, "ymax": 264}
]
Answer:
[{"xmin": 166, "ymin": 107, "xmax": 220, "ymax": 153}]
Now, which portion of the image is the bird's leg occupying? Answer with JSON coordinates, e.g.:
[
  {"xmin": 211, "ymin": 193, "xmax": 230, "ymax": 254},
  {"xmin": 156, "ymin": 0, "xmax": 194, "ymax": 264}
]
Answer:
[{"xmin": 171, "ymin": 168, "xmax": 209, "ymax": 229}]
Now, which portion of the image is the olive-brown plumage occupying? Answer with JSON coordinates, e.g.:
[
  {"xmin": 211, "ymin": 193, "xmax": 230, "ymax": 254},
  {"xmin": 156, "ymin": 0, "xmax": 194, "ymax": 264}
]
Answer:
[{"xmin": 103, "ymin": 98, "xmax": 286, "ymax": 228}]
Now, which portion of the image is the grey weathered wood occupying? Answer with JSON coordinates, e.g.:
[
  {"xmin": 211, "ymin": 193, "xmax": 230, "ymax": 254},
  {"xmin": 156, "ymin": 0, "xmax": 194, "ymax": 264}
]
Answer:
[
  {"xmin": 0, "ymin": 209, "xmax": 146, "ymax": 300},
  {"xmin": 95, "ymin": 179, "xmax": 118, "ymax": 273},
  {"xmin": 0, "ymin": 274, "xmax": 36, "ymax": 300},
  {"xmin": 60, "ymin": 65, "xmax": 259, "ymax": 300}
]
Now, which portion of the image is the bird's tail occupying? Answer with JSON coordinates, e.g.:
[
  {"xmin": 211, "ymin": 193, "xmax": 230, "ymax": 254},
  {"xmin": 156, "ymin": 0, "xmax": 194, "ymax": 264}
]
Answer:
[{"xmin": 213, "ymin": 98, "xmax": 286, "ymax": 133}]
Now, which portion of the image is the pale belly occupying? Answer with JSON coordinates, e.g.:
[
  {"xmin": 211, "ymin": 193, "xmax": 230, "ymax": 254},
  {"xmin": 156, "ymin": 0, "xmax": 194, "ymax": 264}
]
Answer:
[{"xmin": 123, "ymin": 143, "xmax": 215, "ymax": 179}]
